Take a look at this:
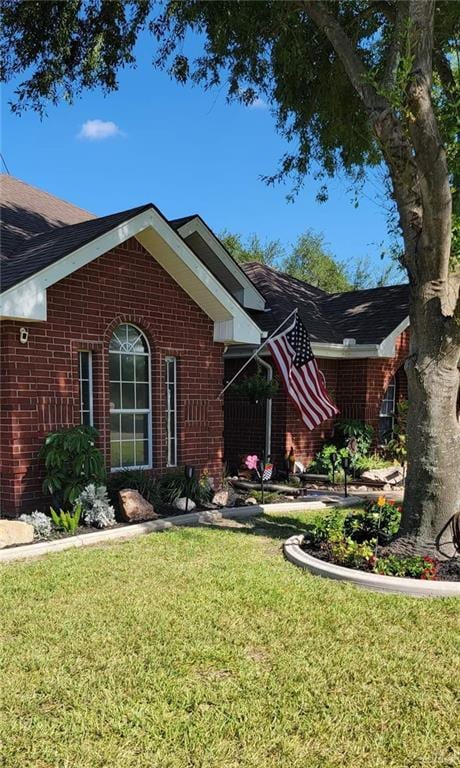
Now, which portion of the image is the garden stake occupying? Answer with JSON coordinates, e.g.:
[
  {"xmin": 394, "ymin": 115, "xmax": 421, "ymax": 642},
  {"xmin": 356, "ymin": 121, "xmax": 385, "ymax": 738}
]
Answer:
[{"xmin": 341, "ymin": 455, "xmax": 350, "ymax": 498}]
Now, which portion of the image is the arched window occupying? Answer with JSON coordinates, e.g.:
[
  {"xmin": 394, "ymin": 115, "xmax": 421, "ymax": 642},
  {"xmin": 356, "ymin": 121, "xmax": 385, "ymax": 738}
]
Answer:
[
  {"xmin": 379, "ymin": 376, "xmax": 396, "ymax": 441},
  {"xmin": 109, "ymin": 324, "xmax": 151, "ymax": 470}
]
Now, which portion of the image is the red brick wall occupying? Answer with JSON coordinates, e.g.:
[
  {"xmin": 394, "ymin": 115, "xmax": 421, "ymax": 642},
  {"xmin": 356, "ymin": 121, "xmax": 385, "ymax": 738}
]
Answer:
[{"xmin": 0, "ymin": 237, "xmax": 224, "ymax": 516}]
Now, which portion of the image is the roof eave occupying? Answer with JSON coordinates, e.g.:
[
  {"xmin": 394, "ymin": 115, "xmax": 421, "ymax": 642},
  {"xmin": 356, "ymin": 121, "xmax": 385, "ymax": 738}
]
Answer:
[{"xmin": 0, "ymin": 207, "xmax": 262, "ymax": 346}]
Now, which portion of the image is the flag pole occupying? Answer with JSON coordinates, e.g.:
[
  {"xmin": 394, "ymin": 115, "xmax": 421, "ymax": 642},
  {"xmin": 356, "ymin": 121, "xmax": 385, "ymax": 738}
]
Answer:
[{"xmin": 217, "ymin": 307, "xmax": 298, "ymax": 399}]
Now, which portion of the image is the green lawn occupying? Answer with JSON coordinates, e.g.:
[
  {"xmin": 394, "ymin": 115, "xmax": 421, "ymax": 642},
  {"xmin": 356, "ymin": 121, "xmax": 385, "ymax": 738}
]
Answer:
[{"xmin": 1, "ymin": 509, "xmax": 459, "ymax": 768}]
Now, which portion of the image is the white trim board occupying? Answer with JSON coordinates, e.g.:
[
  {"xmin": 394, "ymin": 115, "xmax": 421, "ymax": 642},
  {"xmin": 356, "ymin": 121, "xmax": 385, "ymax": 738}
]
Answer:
[
  {"xmin": 0, "ymin": 208, "xmax": 262, "ymax": 346},
  {"xmin": 175, "ymin": 216, "xmax": 265, "ymax": 311},
  {"xmin": 224, "ymin": 317, "xmax": 411, "ymax": 361}
]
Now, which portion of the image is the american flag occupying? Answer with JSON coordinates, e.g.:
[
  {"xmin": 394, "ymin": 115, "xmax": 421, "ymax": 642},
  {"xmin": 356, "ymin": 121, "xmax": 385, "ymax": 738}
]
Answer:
[{"xmin": 267, "ymin": 313, "xmax": 339, "ymax": 430}]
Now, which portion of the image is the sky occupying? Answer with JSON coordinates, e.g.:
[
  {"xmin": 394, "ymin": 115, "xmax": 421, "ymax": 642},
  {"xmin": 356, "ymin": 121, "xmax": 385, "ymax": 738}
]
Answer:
[{"xmin": 1, "ymin": 31, "xmax": 399, "ymax": 279}]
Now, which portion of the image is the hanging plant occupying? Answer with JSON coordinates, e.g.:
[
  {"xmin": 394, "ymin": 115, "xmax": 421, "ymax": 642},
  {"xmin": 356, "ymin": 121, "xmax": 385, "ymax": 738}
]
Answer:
[{"xmin": 230, "ymin": 371, "xmax": 279, "ymax": 404}]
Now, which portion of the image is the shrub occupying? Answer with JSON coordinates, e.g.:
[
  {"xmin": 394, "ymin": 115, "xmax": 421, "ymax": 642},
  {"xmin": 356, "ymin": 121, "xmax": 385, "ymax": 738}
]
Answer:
[
  {"xmin": 75, "ymin": 484, "xmax": 115, "ymax": 529},
  {"xmin": 19, "ymin": 511, "xmax": 53, "ymax": 539},
  {"xmin": 344, "ymin": 497, "xmax": 401, "ymax": 545},
  {"xmin": 373, "ymin": 554, "xmax": 438, "ymax": 580},
  {"xmin": 323, "ymin": 535, "xmax": 375, "ymax": 569},
  {"xmin": 302, "ymin": 510, "xmax": 347, "ymax": 547},
  {"xmin": 40, "ymin": 426, "xmax": 106, "ymax": 507},
  {"xmin": 159, "ymin": 469, "xmax": 213, "ymax": 506},
  {"xmin": 335, "ymin": 419, "xmax": 374, "ymax": 456},
  {"xmin": 50, "ymin": 503, "xmax": 82, "ymax": 535},
  {"xmin": 308, "ymin": 444, "xmax": 348, "ymax": 477},
  {"xmin": 107, "ymin": 470, "xmax": 161, "ymax": 510},
  {"xmin": 353, "ymin": 454, "xmax": 393, "ymax": 473}
]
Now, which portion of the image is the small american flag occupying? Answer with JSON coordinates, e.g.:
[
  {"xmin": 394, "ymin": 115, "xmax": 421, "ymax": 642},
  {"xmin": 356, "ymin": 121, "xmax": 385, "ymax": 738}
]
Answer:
[
  {"xmin": 262, "ymin": 463, "xmax": 273, "ymax": 481},
  {"xmin": 267, "ymin": 313, "xmax": 339, "ymax": 430}
]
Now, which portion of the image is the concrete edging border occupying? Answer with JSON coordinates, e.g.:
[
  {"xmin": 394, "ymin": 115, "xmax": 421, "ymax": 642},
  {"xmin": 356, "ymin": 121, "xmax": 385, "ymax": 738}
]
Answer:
[
  {"xmin": 283, "ymin": 534, "xmax": 460, "ymax": 598},
  {"xmin": 0, "ymin": 495, "xmax": 358, "ymax": 564}
]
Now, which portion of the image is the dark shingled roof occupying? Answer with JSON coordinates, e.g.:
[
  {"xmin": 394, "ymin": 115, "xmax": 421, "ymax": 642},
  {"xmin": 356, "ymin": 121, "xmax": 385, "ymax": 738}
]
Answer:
[
  {"xmin": 242, "ymin": 262, "xmax": 409, "ymax": 345},
  {"xmin": 1, "ymin": 203, "xmax": 152, "ymax": 293},
  {"xmin": 1, "ymin": 174, "xmax": 95, "ymax": 259},
  {"xmin": 1, "ymin": 177, "xmax": 409, "ymax": 346}
]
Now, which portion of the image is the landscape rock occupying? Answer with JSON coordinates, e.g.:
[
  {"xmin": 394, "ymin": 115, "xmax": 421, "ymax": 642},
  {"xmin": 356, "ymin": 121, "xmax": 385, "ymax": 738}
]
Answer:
[
  {"xmin": 245, "ymin": 497, "xmax": 258, "ymax": 505},
  {"xmin": 173, "ymin": 497, "xmax": 196, "ymax": 512},
  {"xmin": 360, "ymin": 466, "xmax": 404, "ymax": 486},
  {"xmin": 212, "ymin": 488, "xmax": 237, "ymax": 507},
  {"xmin": 198, "ymin": 510, "xmax": 223, "ymax": 524},
  {"xmin": 119, "ymin": 490, "xmax": 158, "ymax": 522},
  {"xmin": 0, "ymin": 520, "xmax": 34, "ymax": 548}
]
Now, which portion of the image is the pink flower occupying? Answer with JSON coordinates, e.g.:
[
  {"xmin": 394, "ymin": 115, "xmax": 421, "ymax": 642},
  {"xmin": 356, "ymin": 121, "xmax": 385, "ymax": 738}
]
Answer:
[{"xmin": 245, "ymin": 454, "xmax": 259, "ymax": 470}]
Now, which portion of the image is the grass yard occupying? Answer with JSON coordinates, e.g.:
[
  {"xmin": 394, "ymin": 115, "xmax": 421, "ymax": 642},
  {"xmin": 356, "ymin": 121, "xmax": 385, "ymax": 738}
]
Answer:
[{"xmin": 1, "ymin": 508, "xmax": 459, "ymax": 768}]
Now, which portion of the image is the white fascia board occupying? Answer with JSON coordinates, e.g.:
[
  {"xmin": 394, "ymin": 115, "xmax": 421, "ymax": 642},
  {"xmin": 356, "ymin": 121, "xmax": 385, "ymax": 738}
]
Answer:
[
  {"xmin": 377, "ymin": 316, "xmax": 410, "ymax": 357},
  {"xmin": 0, "ymin": 208, "xmax": 262, "ymax": 345},
  {"xmin": 224, "ymin": 318, "xmax": 411, "ymax": 360},
  {"xmin": 176, "ymin": 217, "xmax": 266, "ymax": 311}
]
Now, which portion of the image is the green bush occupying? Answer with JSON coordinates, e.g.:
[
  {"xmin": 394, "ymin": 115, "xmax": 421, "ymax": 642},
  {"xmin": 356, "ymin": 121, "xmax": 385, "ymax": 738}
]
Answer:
[
  {"xmin": 353, "ymin": 454, "xmax": 393, "ymax": 473},
  {"xmin": 307, "ymin": 444, "xmax": 348, "ymax": 477},
  {"xmin": 335, "ymin": 419, "xmax": 374, "ymax": 456},
  {"xmin": 343, "ymin": 497, "xmax": 402, "ymax": 545},
  {"xmin": 40, "ymin": 426, "xmax": 106, "ymax": 506},
  {"xmin": 373, "ymin": 554, "xmax": 438, "ymax": 579},
  {"xmin": 302, "ymin": 510, "xmax": 347, "ymax": 547},
  {"xmin": 158, "ymin": 469, "xmax": 213, "ymax": 506},
  {"xmin": 107, "ymin": 470, "xmax": 161, "ymax": 510},
  {"xmin": 50, "ymin": 503, "xmax": 82, "ymax": 535},
  {"xmin": 324, "ymin": 535, "xmax": 375, "ymax": 569}
]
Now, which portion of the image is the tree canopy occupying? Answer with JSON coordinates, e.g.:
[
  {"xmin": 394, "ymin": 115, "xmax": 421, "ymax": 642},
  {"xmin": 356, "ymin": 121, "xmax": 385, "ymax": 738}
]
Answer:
[{"xmin": 221, "ymin": 228, "xmax": 399, "ymax": 292}]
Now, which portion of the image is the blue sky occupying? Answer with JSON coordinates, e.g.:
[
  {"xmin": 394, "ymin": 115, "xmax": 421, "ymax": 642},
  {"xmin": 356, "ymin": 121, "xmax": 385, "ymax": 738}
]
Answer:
[{"xmin": 1, "ymin": 33, "xmax": 398, "ymax": 278}]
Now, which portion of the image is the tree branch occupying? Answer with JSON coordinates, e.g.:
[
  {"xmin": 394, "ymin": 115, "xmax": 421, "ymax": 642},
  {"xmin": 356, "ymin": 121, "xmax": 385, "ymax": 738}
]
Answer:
[
  {"xmin": 382, "ymin": 0, "xmax": 409, "ymax": 90},
  {"xmin": 405, "ymin": 0, "xmax": 452, "ymax": 285}
]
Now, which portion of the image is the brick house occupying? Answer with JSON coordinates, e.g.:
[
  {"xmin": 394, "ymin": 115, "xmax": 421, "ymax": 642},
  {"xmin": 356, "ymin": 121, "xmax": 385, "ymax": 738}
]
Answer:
[
  {"xmin": 1, "ymin": 176, "xmax": 410, "ymax": 515},
  {"xmin": 223, "ymin": 263, "xmax": 409, "ymax": 472}
]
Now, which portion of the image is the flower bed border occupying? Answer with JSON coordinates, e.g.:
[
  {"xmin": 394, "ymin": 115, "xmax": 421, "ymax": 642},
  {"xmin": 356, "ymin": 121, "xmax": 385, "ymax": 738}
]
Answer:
[
  {"xmin": 0, "ymin": 495, "xmax": 359, "ymax": 563},
  {"xmin": 283, "ymin": 535, "xmax": 460, "ymax": 598}
]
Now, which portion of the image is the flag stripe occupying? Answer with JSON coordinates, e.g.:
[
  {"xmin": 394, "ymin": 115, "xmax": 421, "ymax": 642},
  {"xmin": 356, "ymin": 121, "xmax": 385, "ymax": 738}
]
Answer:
[
  {"xmin": 267, "ymin": 313, "xmax": 339, "ymax": 431},
  {"xmin": 274, "ymin": 339, "xmax": 324, "ymax": 423},
  {"xmin": 269, "ymin": 338, "xmax": 317, "ymax": 429}
]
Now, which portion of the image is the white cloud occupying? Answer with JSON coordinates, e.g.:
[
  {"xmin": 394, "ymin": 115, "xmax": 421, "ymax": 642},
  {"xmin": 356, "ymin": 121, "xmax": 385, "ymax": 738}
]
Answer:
[
  {"xmin": 249, "ymin": 96, "xmax": 267, "ymax": 110},
  {"xmin": 77, "ymin": 119, "xmax": 124, "ymax": 141}
]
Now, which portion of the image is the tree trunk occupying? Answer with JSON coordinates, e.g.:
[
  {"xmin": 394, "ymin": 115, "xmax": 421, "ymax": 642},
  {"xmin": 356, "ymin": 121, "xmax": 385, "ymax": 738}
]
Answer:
[{"xmin": 399, "ymin": 285, "xmax": 460, "ymax": 557}]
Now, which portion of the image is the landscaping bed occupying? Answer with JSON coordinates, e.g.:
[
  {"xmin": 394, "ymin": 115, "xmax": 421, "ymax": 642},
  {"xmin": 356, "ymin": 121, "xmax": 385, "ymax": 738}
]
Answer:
[{"xmin": 296, "ymin": 500, "xmax": 460, "ymax": 583}]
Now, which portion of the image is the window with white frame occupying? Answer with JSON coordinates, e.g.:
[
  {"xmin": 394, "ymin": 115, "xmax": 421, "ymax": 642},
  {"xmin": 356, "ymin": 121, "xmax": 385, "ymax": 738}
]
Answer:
[
  {"xmin": 379, "ymin": 376, "xmax": 396, "ymax": 440},
  {"xmin": 165, "ymin": 357, "xmax": 177, "ymax": 466},
  {"xmin": 109, "ymin": 324, "xmax": 151, "ymax": 470},
  {"xmin": 78, "ymin": 351, "xmax": 93, "ymax": 426}
]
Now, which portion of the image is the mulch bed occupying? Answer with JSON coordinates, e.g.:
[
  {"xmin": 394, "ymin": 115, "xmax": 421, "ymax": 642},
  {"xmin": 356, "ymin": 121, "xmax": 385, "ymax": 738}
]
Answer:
[{"xmin": 301, "ymin": 542, "xmax": 460, "ymax": 582}]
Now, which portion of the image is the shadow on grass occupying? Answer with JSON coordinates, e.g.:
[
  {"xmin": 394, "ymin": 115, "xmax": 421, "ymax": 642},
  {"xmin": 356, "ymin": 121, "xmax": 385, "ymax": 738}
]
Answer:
[{"xmin": 199, "ymin": 512, "xmax": 322, "ymax": 542}]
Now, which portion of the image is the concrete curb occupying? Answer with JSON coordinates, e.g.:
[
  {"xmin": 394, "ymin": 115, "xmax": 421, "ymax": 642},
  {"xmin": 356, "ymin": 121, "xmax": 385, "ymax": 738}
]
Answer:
[
  {"xmin": 283, "ymin": 535, "xmax": 460, "ymax": 598},
  {"xmin": 0, "ymin": 495, "xmax": 359, "ymax": 564}
]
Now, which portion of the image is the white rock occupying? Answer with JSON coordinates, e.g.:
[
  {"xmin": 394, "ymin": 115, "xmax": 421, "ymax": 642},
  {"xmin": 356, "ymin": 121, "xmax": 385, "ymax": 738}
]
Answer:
[
  {"xmin": 212, "ymin": 488, "xmax": 237, "ymax": 507},
  {"xmin": 0, "ymin": 520, "xmax": 34, "ymax": 549},
  {"xmin": 361, "ymin": 466, "xmax": 404, "ymax": 485},
  {"xmin": 245, "ymin": 497, "xmax": 258, "ymax": 505},
  {"xmin": 174, "ymin": 497, "xmax": 196, "ymax": 512}
]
